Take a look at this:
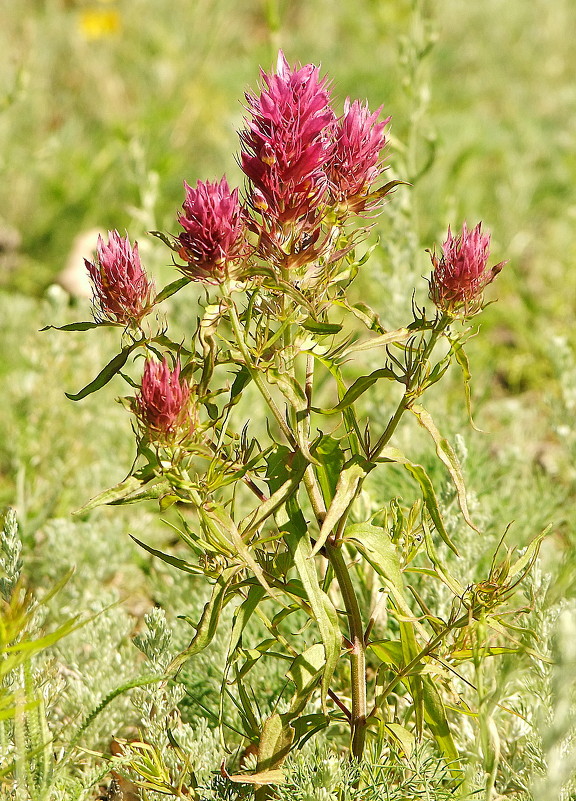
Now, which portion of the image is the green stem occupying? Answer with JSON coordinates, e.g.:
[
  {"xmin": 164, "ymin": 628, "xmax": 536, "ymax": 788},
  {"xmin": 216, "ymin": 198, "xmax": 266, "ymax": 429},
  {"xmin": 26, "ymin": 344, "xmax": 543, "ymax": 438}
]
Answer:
[
  {"xmin": 370, "ymin": 313, "xmax": 450, "ymax": 460},
  {"xmin": 324, "ymin": 541, "xmax": 367, "ymax": 759},
  {"xmin": 224, "ymin": 290, "xmax": 297, "ymax": 448}
]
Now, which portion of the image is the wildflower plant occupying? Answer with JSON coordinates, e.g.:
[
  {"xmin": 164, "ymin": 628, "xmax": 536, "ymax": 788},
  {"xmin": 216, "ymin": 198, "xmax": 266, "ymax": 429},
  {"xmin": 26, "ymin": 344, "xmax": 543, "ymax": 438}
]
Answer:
[{"xmin": 49, "ymin": 51, "xmax": 544, "ymax": 793}]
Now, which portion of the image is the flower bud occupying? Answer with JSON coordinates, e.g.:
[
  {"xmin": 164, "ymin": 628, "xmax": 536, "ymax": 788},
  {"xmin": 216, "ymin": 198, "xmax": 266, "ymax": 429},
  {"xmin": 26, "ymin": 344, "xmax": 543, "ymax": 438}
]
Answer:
[
  {"xmin": 135, "ymin": 358, "xmax": 193, "ymax": 442},
  {"xmin": 428, "ymin": 222, "xmax": 506, "ymax": 315},
  {"xmin": 85, "ymin": 231, "xmax": 155, "ymax": 326},
  {"xmin": 328, "ymin": 98, "xmax": 390, "ymax": 211},
  {"xmin": 239, "ymin": 50, "xmax": 336, "ymax": 231},
  {"xmin": 177, "ymin": 177, "xmax": 248, "ymax": 283}
]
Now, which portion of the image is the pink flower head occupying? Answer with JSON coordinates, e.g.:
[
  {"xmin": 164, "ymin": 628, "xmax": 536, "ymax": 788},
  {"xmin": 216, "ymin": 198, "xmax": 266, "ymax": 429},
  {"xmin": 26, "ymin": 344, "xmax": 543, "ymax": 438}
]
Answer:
[
  {"xmin": 177, "ymin": 177, "xmax": 248, "ymax": 283},
  {"xmin": 85, "ymin": 231, "xmax": 155, "ymax": 325},
  {"xmin": 329, "ymin": 98, "xmax": 390, "ymax": 211},
  {"xmin": 135, "ymin": 358, "xmax": 193, "ymax": 441},
  {"xmin": 428, "ymin": 222, "xmax": 506, "ymax": 315},
  {"xmin": 239, "ymin": 51, "xmax": 336, "ymax": 230}
]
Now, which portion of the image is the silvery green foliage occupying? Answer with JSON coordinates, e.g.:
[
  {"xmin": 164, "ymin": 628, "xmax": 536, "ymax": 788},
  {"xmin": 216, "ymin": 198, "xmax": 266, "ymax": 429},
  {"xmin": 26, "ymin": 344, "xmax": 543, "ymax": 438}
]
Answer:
[
  {"xmin": 276, "ymin": 744, "xmax": 459, "ymax": 801},
  {"xmin": 526, "ymin": 589, "xmax": 576, "ymax": 800},
  {"xmin": 133, "ymin": 606, "xmax": 173, "ymax": 670},
  {"xmin": 0, "ymin": 508, "xmax": 22, "ymax": 601}
]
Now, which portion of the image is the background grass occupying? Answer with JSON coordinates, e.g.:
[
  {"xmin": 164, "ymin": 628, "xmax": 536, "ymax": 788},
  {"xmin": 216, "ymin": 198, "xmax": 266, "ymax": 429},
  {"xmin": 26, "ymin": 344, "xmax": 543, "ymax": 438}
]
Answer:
[{"xmin": 1, "ymin": 0, "xmax": 576, "ymax": 798}]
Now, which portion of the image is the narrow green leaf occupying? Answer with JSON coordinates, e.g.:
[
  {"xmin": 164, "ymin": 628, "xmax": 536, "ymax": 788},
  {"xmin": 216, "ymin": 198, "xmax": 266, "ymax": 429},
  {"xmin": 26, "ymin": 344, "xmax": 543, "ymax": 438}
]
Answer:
[
  {"xmin": 153, "ymin": 276, "xmax": 189, "ymax": 303},
  {"xmin": 73, "ymin": 476, "xmax": 147, "ymax": 514},
  {"xmin": 240, "ymin": 451, "xmax": 308, "ymax": 539},
  {"xmin": 208, "ymin": 505, "xmax": 283, "ymax": 603},
  {"xmin": 344, "ymin": 523, "xmax": 405, "ymax": 605},
  {"xmin": 313, "ymin": 435, "xmax": 346, "ymax": 506},
  {"xmin": 267, "ymin": 368, "xmax": 307, "ymax": 412},
  {"xmin": 370, "ymin": 179, "xmax": 410, "ymax": 200},
  {"xmin": 412, "ymin": 404, "xmax": 479, "ymax": 533},
  {"xmin": 369, "ymin": 640, "xmax": 403, "ymax": 667},
  {"xmin": 130, "ymin": 535, "xmax": 202, "ymax": 575},
  {"xmin": 286, "ymin": 643, "xmax": 325, "ymax": 717},
  {"xmin": 65, "ymin": 344, "xmax": 137, "ymax": 401},
  {"xmin": 379, "ymin": 447, "xmax": 459, "ymax": 556},
  {"xmin": 314, "ymin": 368, "xmax": 397, "ymax": 415},
  {"xmin": 421, "ymin": 675, "xmax": 461, "ymax": 779},
  {"xmin": 343, "ymin": 328, "xmax": 411, "ymax": 357},
  {"xmin": 149, "ymin": 229, "xmax": 178, "ymax": 250},
  {"xmin": 336, "ymin": 300, "xmax": 385, "ymax": 333},
  {"xmin": 151, "ymin": 332, "xmax": 193, "ymax": 356},
  {"xmin": 229, "ymin": 365, "xmax": 252, "ymax": 404},
  {"xmin": 301, "ymin": 320, "xmax": 343, "ymax": 335},
  {"xmin": 41, "ymin": 321, "xmax": 106, "ymax": 332},
  {"xmin": 385, "ymin": 723, "xmax": 416, "ymax": 757},
  {"xmin": 310, "ymin": 459, "xmax": 368, "ymax": 557},
  {"xmin": 451, "ymin": 339, "xmax": 483, "ymax": 432},
  {"xmin": 507, "ymin": 526, "xmax": 550, "ymax": 579},
  {"xmin": 281, "ymin": 500, "xmax": 341, "ymax": 710},
  {"xmin": 228, "ymin": 585, "xmax": 266, "ymax": 660},
  {"xmin": 166, "ymin": 568, "xmax": 237, "ymax": 675},
  {"xmin": 256, "ymin": 713, "xmax": 293, "ymax": 772}
]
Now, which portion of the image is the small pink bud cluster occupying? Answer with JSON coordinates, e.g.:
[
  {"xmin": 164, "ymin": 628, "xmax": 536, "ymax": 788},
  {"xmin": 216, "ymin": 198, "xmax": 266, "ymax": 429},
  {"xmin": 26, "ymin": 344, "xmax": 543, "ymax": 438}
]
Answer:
[
  {"xmin": 85, "ymin": 231, "xmax": 155, "ymax": 326},
  {"xmin": 429, "ymin": 223, "xmax": 506, "ymax": 315},
  {"xmin": 177, "ymin": 178, "xmax": 248, "ymax": 283},
  {"xmin": 135, "ymin": 358, "xmax": 193, "ymax": 442}
]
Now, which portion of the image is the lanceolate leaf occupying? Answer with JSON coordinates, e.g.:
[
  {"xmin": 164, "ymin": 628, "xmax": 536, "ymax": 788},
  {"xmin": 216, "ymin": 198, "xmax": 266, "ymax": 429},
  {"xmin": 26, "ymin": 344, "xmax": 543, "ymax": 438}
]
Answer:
[
  {"xmin": 130, "ymin": 535, "xmax": 202, "ymax": 575},
  {"xmin": 153, "ymin": 276, "xmax": 189, "ymax": 304},
  {"xmin": 378, "ymin": 447, "xmax": 460, "ymax": 556},
  {"xmin": 239, "ymin": 450, "xmax": 308, "ymax": 539},
  {"xmin": 507, "ymin": 526, "xmax": 550, "ymax": 579},
  {"xmin": 450, "ymin": 338, "xmax": 483, "ymax": 432},
  {"xmin": 281, "ymin": 503, "xmax": 341, "ymax": 711},
  {"xmin": 206, "ymin": 506, "xmax": 282, "ymax": 602},
  {"xmin": 344, "ymin": 523, "xmax": 407, "ymax": 617},
  {"xmin": 73, "ymin": 474, "xmax": 153, "ymax": 514},
  {"xmin": 41, "ymin": 321, "xmax": 109, "ymax": 332},
  {"xmin": 311, "ymin": 458, "xmax": 369, "ymax": 557},
  {"xmin": 411, "ymin": 404, "xmax": 479, "ymax": 533},
  {"xmin": 65, "ymin": 343, "xmax": 139, "ymax": 401},
  {"xmin": 421, "ymin": 676, "xmax": 461, "ymax": 780},
  {"xmin": 227, "ymin": 585, "xmax": 266, "ymax": 661},
  {"xmin": 256, "ymin": 713, "xmax": 293, "ymax": 772},
  {"xmin": 301, "ymin": 320, "xmax": 343, "ymax": 335},
  {"xmin": 313, "ymin": 368, "xmax": 396, "ymax": 415},
  {"xmin": 266, "ymin": 449, "xmax": 341, "ymax": 710},
  {"xmin": 286, "ymin": 643, "xmax": 325, "ymax": 717},
  {"xmin": 313, "ymin": 435, "xmax": 346, "ymax": 506},
  {"xmin": 342, "ymin": 327, "xmax": 411, "ymax": 357},
  {"xmin": 166, "ymin": 567, "xmax": 238, "ymax": 675}
]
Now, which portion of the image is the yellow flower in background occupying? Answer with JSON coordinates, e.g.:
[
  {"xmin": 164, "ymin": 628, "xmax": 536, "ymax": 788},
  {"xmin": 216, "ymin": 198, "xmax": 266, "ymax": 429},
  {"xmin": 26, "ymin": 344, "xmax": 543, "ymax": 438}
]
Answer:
[{"xmin": 79, "ymin": 5, "xmax": 121, "ymax": 40}]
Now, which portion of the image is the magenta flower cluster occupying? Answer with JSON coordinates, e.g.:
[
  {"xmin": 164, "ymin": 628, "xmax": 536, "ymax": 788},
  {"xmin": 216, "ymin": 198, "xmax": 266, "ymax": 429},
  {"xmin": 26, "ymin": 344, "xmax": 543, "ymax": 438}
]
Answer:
[
  {"xmin": 177, "ymin": 51, "xmax": 390, "ymax": 279},
  {"xmin": 135, "ymin": 358, "xmax": 192, "ymax": 442},
  {"xmin": 82, "ymin": 53, "xmax": 506, "ymax": 440},
  {"xmin": 428, "ymin": 222, "xmax": 506, "ymax": 314},
  {"xmin": 85, "ymin": 230, "xmax": 155, "ymax": 326},
  {"xmin": 177, "ymin": 178, "xmax": 248, "ymax": 283},
  {"xmin": 240, "ymin": 51, "xmax": 336, "ymax": 229}
]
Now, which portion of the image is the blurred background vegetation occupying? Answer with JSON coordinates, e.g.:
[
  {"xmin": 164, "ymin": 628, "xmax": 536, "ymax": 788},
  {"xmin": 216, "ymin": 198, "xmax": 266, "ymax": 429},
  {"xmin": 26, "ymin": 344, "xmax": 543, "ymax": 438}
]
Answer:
[{"xmin": 1, "ymin": 0, "xmax": 576, "ymax": 797}]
